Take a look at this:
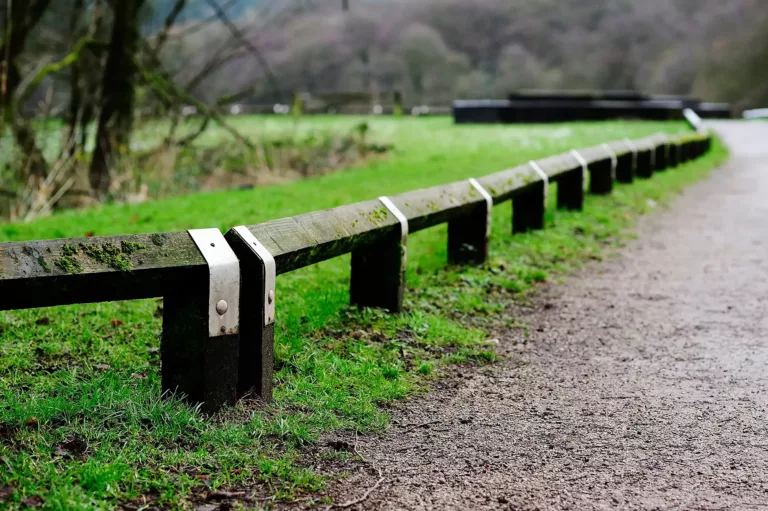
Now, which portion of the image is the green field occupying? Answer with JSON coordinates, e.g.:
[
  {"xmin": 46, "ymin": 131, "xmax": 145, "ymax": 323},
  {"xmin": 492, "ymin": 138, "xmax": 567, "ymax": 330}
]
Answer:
[{"xmin": 0, "ymin": 116, "xmax": 727, "ymax": 509}]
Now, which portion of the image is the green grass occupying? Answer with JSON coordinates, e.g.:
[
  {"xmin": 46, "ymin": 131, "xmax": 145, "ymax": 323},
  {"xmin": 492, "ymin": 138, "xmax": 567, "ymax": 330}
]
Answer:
[{"xmin": 0, "ymin": 116, "xmax": 727, "ymax": 510}]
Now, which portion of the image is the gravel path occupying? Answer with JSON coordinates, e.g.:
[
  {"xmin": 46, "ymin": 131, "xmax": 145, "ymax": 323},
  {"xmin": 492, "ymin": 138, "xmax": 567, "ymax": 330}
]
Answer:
[{"xmin": 323, "ymin": 121, "xmax": 768, "ymax": 510}]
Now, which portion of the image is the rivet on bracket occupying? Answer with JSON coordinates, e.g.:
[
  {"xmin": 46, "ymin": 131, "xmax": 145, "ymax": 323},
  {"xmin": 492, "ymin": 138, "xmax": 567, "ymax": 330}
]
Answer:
[{"xmin": 188, "ymin": 228, "xmax": 241, "ymax": 337}]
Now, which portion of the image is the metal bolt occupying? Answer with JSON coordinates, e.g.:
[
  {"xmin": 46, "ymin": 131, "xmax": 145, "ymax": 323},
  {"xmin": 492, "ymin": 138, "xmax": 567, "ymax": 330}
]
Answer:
[
  {"xmin": 216, "ymin": 299, "xmax": 229, "ymax": 315},
  {"xmin": 268, "ymin": 289, "xmax": 274, "ymax": 304},
  {"xmin": 210, "ymin": 242, "xmax": 215, "ymax": 247}
]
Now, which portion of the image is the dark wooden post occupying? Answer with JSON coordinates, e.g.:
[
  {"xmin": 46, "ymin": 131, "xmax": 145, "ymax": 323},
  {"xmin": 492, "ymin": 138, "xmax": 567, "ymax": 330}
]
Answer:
[
  {"xmin": 680, "ymin": 141, "xmax": 690, "ymax": 163},
  {"xmin": 350, "ymin": 197, "xmax": 407, "ymax": 313},
  {"xmin": 616, "ymin": 138, "xmax": 637, "ymax": 183},
  {"xmin": 589, "ymin": 159, "xmax": 613, "ymax": 195},
  {"xmin": 557, "ymin": 151, "xmax": 586, "ymax": 211},
  {"xmin": 589, "ymin": 143, "xmax": 616, "ymax": 195},
  {"xmin": 669, "ymin": 142, "xmax": 680, "ymax": 167},
  {"xmin": 224, "ymin": 226, "xmax": 276, "ymax": 401},
  {"xmin": 448, "ymin": 179, "xmax": 492, "ymax": 265},
  {"xmin": 513, "ymin": 161, "xmax": 547, "ymax": 233},
  {"xmin": 636, "ymin": 142, "xmax": 654, "ymax": 179},
  {"xmin": 162, "ymin": 229, "xmax": 240, "ymax": 414},
  {"xmin": 654, "ymin": 134, "xmax": 669, "ymax": 171}
]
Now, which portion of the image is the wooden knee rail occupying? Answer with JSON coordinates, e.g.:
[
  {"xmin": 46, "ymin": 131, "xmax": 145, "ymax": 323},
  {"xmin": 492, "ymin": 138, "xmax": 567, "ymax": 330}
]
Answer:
[{"xmin": 0, "ymin": 130, "xmax": 712, "ymax": 412}]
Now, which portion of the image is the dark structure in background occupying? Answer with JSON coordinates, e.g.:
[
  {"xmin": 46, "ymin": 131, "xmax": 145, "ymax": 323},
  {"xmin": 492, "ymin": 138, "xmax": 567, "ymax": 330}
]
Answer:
[{"xmin": 453, "ymin": 90, "xmax": 732, "ymax": 124}]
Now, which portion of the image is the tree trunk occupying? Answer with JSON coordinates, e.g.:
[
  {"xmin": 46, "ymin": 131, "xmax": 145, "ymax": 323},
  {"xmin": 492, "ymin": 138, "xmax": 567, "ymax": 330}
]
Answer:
[
  {"xmin": 62, "ymin": 0, "xmax": 86, "ymax": 158},
  {"xmin": 0, "ymin": 0, "xmax": 53, "ymax": 179},
  {"xmin": 89, "ymin": 0, "xmax": 145, "ymax": 193}
]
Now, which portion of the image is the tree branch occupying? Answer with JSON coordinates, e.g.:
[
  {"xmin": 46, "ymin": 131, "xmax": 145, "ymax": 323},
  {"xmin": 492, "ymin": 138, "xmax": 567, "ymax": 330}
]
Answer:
[
  {"xmin": 203, "ymin": 0, "xmax": 282, "ymax": 97},
  {"xmin": 153, "ymin": 0, "xmax": 187, "ymax": 54},
  {"xmin": 139, "ymin": 65, "xmax": 255, "ymax": 150}
]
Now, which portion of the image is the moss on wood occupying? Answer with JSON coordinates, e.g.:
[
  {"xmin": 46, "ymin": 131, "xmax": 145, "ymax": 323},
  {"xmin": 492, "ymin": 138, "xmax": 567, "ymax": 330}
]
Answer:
[
  {"xmin": 37, "ymin": 257, "xmax": 51, "ymax": 274},
  {"xmin": 55, "ymin": 256, "xmax": 83, "ymax": 274}
]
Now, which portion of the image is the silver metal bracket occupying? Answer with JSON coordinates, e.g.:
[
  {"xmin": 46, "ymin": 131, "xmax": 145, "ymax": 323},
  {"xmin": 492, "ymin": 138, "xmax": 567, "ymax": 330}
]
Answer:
[
  {"xmin": 231, "ymin": 226, "xmax": 277, "ymax": 326},
  {"xmin": 570, "ymin": 149, "xmax": 589, "ymax": 189},
  {"xmin": 469, "ymin": 178, "xmax": 493, "ymax": 237},
  {"xmin": 683, "ymin": 108, "xmax": 706, "ymax": 133},
  {"xmin": 601, "ymin": 143, "xmax": 618, "ymax": 180},
  {"xmin": 623, "ymin": 138, "xmax": 638, "ymax": 172},
  {"xmin": 188, "ymin": 228, "xmax": 241, "ymax": 337},
  {"xmin": 529, "ymin": 160, "xmax": 549, "ymax": 209},
  {"xmin": 379, "ymin": 196, "xmax": 409, "ymax": 272}
]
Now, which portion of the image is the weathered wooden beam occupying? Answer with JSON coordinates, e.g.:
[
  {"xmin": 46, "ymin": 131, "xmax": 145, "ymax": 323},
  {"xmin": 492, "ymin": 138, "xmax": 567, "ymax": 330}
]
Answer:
[
  {"xmin": 0, "ymin": 230, "xmax": 240, "ymax": 413},
  {"xmin": 245, "ymin": 199, "xmax": 400, "ymax": 275},
  {"xmin": 0, "ymin": 232, "xmax": 205, "ymax": 310},
  {"xmin": 388, "ymin": 180, "xmax": 487, "ymax": 233},
  {"xmin": 475, "ymin": 163, "xmax": 542, "ymax": 205}
]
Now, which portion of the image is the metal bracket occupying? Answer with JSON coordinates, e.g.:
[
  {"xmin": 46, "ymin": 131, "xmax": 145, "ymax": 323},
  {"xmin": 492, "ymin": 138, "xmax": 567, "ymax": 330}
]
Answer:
[
  {"xmin": 231, "ymin": 226, "xmax": 276, "ymax": 326},
  {"xmin": 528, "ymin": 160, "xmax": 549, "ymax": 209},
  {"xmin": 623, "ymin": 138, "xmax": 638, "ymax": 172},
  {"xmin": 683, "ymin": 108, "xmax": 706, "ymax": 133},
  {"xmin": 601, "ymin": 143, "xmax": 618, "ymax": 180},
  {"xmin": 570, "ymin": 149, "xmax": 589, "ymax": 189},
  {"xmin": 469, "ymin": 178, "xmax": 493, "ymax": 237},
  {"xmin": 188, "ymin": 228, "xmax": 241, "ymax": 337},
  {"xmin": 379, "ymin": 196, "xmax": 408, "ymax": 272}
]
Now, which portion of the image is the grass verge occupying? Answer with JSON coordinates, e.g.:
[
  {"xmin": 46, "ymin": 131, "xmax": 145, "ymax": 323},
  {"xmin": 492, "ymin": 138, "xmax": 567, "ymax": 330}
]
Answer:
[{"xmin": 0, "ymin": 118, "xmax": 727, "ymax": 510}]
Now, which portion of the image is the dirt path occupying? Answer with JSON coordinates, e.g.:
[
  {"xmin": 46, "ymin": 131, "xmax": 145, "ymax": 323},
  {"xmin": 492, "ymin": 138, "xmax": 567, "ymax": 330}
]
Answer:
[{"xmin": 321, "ymin": 122, "xmax": 768, "ymax": 510}]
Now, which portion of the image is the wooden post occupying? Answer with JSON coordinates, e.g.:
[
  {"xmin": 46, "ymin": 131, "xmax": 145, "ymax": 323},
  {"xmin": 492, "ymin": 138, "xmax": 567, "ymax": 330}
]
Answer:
[
  {"xmin": 615, "ymin": 138, "xmax": 637, "ymax": 183},
  {"xmin": 513, "ymin": 161, "xmax": 547, "ymax": 233},
  {"xmin": 590, "ymin": 160, "xmax": 613, "ymax": 195},
  {"xmin": 162, "ymin": 229, "xmax": 240, "ymax": 414},
  {"xmin": 350, "ymin": 197, "xmax": 407, "ymax": 313},
  {"xmin": 636, "ymin": 144, "xmax": 653, "ymax": 179},
  {"xmin": 589, "ymin": 144, "xmax": 616, "ymax": 195},
  {"xmin": 448, "ymin": 179, "xmax": 492, "ymax": 265},
  {"xmin": 558, "ymin": 152, "xmax": 585, "ymax": 211},
  {"xmin": 615, "ymin": 153, "xmax": 635, "ymax": 182},
  {"xmin": 224, "ymin": 226, "xmax": 276, "ymax": 402},
  {"xmin": 669, "ymin": 142, "xmax": 680, "ymax": 167},
  {"xmin": 654, "ymin": 135, "xmax": 669, "ymax": 171},
  {"xmin": 680, "ymin": 141, "xmax": 690, "ymax": 163}
]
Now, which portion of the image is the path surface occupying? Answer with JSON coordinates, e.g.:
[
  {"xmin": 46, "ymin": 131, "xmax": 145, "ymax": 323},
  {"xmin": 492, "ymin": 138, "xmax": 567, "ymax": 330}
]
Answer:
[{"xmin": 323, "ymin": 121, "xmax": 768, "ymax": 510}]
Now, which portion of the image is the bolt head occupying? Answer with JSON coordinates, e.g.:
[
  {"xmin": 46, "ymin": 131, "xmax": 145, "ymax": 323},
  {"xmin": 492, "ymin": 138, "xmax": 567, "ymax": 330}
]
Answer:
[
  {"xmin": 216, "ymin": 299, "xmax": 229, "ymax": 315},
  {"xmin": 268, "ymin": 289, "xmax": 274, "ymax": 304}
]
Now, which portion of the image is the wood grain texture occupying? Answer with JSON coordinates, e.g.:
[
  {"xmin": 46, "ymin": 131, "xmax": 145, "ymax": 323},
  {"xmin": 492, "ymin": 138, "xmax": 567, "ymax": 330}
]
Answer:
[
  {"xmin": 244, "ymin": 199, "xmax": 399, "ymax": 275},
  {"xmin": 388, "ymin": 181, "xmax": 486, "ymax": 233},
  {"xmin": 0, "ymin": 231, "xmax": 205, "ymax": 310},
  {"xmin": 475, "ymin": 164, "xmax": 540, "ymax": 204}
]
